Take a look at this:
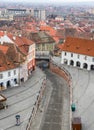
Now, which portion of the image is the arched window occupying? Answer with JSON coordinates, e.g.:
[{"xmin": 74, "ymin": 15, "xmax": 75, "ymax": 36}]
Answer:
[
  {"xmin": 70, "ymin": 60, "xmax": 74, "ymax": 66},
  {"xmin": 83, "ymin": 63, "xmax": 88, "ymax": 69},
  {"xmin": 76, "ymin": 61, "xmax": 80, "ymax": 67}
]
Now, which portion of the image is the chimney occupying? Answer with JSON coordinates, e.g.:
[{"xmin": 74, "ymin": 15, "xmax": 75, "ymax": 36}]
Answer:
[
  {"xmin": 19, "ymin": 34, "xmax": 22, "ymax": 37},
  {"xmin": 1, "ymin": 37, "xmax": 3, "ymax": 45},
  {"xmin": 13, "ymin": 36, "xmax": 16, "ymax": 40}
]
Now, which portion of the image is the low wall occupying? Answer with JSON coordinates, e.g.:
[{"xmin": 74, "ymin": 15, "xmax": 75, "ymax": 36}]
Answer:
[
  {"xmin": 50, "ymin": 59, "xmax": 72, "ymax": 130},
  {"xmin": 49, "ymin": 60, "xmax": 72, "ymax": 85}
]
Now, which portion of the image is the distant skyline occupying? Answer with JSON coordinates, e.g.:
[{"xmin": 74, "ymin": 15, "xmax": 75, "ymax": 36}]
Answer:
[{"xmin": 2, "ymin": 0, "xmax": 94, "ymax": 3}]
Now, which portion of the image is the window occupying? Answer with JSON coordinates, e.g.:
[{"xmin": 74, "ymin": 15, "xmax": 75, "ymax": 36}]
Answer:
[
  {"xmin": 8, "ymin": 72, "xmax": 11, "ymax": 77},
  {"xmin": 37, "ymin": 45, "xmax": 40, "ymax": 50},
  {"xmin": 84, "ymin": 56, "xmax": 87, "ymax": 60},
  {"xmin": 0, "ymin": 74, "xmax": 3, "ymax": 79},
  {"xmin": 92, "ymin": 57, "xmax": 94, "ymax": 62},
  {"xmin": 78, "ymin": 54, "xmax": 80, "ymax": 59},
  {"xmin": 42, "ymin": 44, "xmax": 45, "ymax": 50},
  {"xmin": 71, "ymin": 53, "xmax": 73, "ymax": 57},
  {"xmin": 65, "ymin": 52, "xmax": 67, "ymax": 56},
  {"xmin": 14, "ymin": 70, "xmax": 16, "ymax": 75}
]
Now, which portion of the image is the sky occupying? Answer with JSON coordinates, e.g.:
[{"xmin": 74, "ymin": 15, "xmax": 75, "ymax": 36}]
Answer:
[{"xmin": 3, "ymin": 0, "xmax": 94, "ymax": 3}]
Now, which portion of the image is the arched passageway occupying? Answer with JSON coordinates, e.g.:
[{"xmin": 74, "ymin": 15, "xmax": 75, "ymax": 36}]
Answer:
[
  {"xmin": 76, "ymin": 61, "xmax": 81, "ymax": 67},
  {"xmin": 70, "ymin": 60, "xmax": 74, "ymax": 66},
  {"xmin": 91, "ymin": 65, "xmax": 94, "ymax": 70},
  {"xmin": 6, "ymin": 80, "xmax": 11, "ymax": 88},
  {"xmin": 83, "ymin": 63, "xmax": 88, "ymax": 69}
]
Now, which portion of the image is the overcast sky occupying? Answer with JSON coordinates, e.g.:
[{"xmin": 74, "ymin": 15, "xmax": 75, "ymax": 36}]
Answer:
[{"xmin": 3, "ymin": 0, "xmax": 94, "ymax": 3}]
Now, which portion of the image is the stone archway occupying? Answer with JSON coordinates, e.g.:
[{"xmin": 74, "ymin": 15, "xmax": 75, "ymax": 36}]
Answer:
[
  {"xmin": 70, "ymin": 60, "xmax": 74, "ymax": 66},
  {"xmin": 64, "ymin": 59, "xmax": 68, "ymax": 65},
  {"xmin": 83, "ymin": 63, "xmax": 88, "ymax": 69},
  {"xmin": 91, "ymin": 65, "xmax": 94, "ymax": 70},
  {"xmin": 76, "ymin": 61, "xmax": 81, "ymax": 67}
]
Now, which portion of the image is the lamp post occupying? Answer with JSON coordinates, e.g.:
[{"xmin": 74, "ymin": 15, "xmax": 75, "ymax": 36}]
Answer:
[
  {"xmin": 15, "ymin": 115, "xmax": 20, "ymax": 126},
  {"xmin": 19, "ymin": 53, "xmax": 21, "ymax": 86}
]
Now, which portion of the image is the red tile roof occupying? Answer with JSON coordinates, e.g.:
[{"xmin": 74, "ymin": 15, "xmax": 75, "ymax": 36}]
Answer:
[
  {"xmin": 57, "ymin": 44, "xmax": 64, "ymax": 50},
  {"xmin": 61, "ymin": 37, "xmax": 94, "ymax": 57},
  {"xmin": 0, "ymin": 31, "xmax": 4, "ymax": 36},
  {"xmin": 0, "ymin": 46, "xmax": 8, "ymax": 54},
  {"xmin": 8, "ymin": 34, "xmax": 34, "ymax": 55},
  {"xmin": 0, "ymin": 49, "xmax": 16, "ymax": 72},
  {"xmin": 40, "ymin": 25, "xmax": 60, "ymax": 43}
]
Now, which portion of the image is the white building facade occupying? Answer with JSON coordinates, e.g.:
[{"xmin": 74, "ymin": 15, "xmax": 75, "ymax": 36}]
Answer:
[
  {"xmin": 0, "ymin": 68, "xmax": 19, "ymax": 89},
  {"xmin": 0, "ymin": 33, "xmax": 36, "ymax": 90},
  {"xmin": 61, "ymin": 51, "xmax": 94, "ymax": 71},
  {"xmin": 27, "ymin": 43, "xmax": 35, "ymax": 75},
  {"xmin": 61, "ymin": 37, "xmax": 94, "ymax": 71}
]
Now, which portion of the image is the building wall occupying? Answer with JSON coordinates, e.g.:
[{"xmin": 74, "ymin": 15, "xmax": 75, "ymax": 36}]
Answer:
[
  {"xmin": 36, "ymin": 43, "xmax": 55, "ymax": 51},
  {"xmin": 7, "ymin": 9, "xmax": 26, "ymax": 15},
  {"xmin": 36, "ymin": 42, "xmax": 55, "ymax": 58},
  {"xmin": 61, "ymin": 51, "xmax": 94, "ymax": 71},
  {"xmin": 34, "ymin": 9, "xmax": 46, "ymax": 20},
  {"xmin": 20, "ymin": 61, "xmax": 28, "ymax": 82},
  {"xmin": 27, "ymin": 43, "xmax": 35, "ymax": 75},
  {"xmin": 0, "ymin": 61, "xmax": 31, "ymax": 90},
  {"xmin": 0, "ymin": 68, "xmax": 19, "ymax": 89}
]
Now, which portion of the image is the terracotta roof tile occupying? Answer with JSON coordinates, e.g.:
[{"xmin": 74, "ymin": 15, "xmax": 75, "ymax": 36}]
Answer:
[
  {"xmin": 0, "ymin": 46, "xmax": 8, "ymax": 54},
  {"xmin": 57, "ymin": 44, "xmax": 64, "ymax": 50},
  {"xmin": 8, "ymin": 34, "xmax": 34, "ymax": 55},
  {"xmin": 0, "ymin": 31, "xmax": 4, "ymax": 36},
  {"xmin": 28, "ymin": 31, "xmax": 55, "ymax": 44},
  {"xmin": 61, "ymin": 37, "xmax": 94, "ymax": 56},
  {"xmin": 0, "ymin": 49, "xmax": 17, "ymax": 72}
]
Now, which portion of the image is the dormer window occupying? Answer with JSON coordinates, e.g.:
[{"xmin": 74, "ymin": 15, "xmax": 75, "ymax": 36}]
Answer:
[
  {"xmin": 87, "ymin": 48, "xmax": 91, "ymax": 51},
  {"xmin": 76, "ymin": 46, "xmax": 80, "ymax": 49},
  {"xmin": 66, "ymin": 44, "xmax": 70, "ymax": 47}
]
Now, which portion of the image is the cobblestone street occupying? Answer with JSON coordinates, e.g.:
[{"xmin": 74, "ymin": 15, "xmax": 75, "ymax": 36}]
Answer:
[{"xmin": 31, "ymin": 69, "xmax": 70, "ymax": 130}]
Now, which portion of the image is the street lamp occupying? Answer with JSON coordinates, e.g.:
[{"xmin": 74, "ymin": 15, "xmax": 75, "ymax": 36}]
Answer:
[{"xmin": 15, "ymin": 115, "xmax": 21, "ymax": 126}]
